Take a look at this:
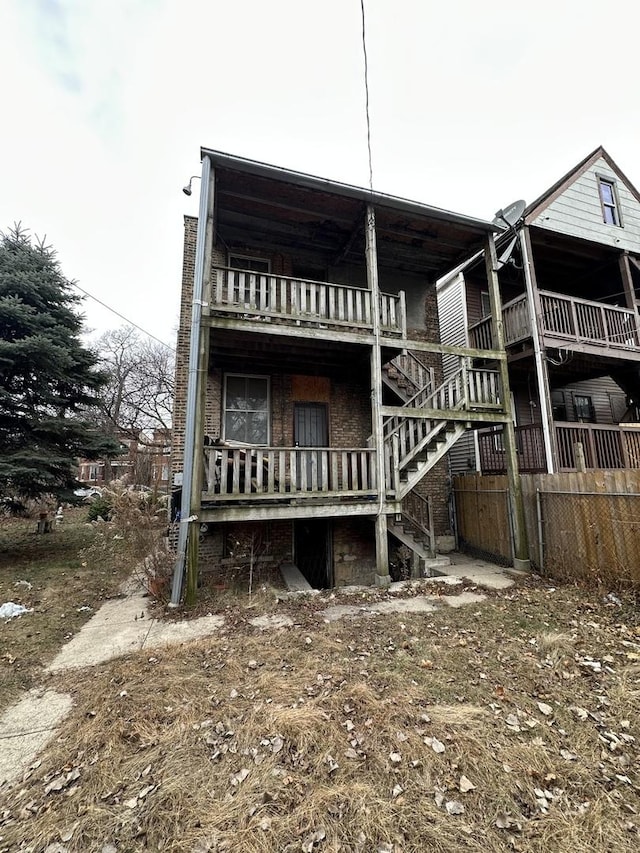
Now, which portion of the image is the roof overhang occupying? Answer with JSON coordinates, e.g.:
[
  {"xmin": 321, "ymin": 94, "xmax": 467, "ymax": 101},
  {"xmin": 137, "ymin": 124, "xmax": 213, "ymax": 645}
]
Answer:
[{"xmin": 200, "ymin": 148, "xmax": 497, "ymax": 280}]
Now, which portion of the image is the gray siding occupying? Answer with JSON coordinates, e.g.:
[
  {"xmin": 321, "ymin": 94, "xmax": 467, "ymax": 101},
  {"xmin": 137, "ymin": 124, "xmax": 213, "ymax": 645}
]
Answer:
[
  {"xmin": 551, "ymin": 376, "xmax": 626, "ymax": 425},
  {"xmin": 531, "ymin": 157, "xmax": 640, "ymax": 252},
  {"xmin": 437, "ymin": 273, "xmax": 478, "ymax": 473}
]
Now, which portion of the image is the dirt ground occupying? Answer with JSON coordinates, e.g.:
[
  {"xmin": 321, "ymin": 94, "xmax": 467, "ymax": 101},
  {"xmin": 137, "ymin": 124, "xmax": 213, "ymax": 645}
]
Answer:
[{"xmin": 1, "ymin": 566, "xmax": 639, "ymax": 852}]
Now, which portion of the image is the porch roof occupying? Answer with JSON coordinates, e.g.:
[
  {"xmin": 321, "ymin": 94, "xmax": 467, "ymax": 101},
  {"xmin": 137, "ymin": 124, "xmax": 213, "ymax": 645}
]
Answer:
[{"xmin": 200, "ymin": 148, "xmax": 497, "ymax": 279}]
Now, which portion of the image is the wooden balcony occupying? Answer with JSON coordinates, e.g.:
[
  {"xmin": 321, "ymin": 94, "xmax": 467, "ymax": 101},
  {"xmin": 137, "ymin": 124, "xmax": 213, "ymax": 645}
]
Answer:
[
  {"xmin": 478, "ymin": 421, "xmax": 640, "ymax": 473},
  {"xmin": 202, "ymin": 445, "xmax": 379, "ymax": 507},
  {"xmin": 469, "ymin": 291, "xmax": 640, "ymax": 356},
  {"xmin": 209, "ymin": 267, "xmax": 406, "ymax": 338}
]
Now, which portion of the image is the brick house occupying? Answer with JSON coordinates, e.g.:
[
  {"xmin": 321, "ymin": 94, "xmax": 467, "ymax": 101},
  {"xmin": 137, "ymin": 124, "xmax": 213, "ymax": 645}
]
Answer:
[
  {"xmin": 438, "ymin": 147, "xmax": 640, "ymax": 475},
  {"xmin": 171, "ymin": 149, "xmax": 523, "ymax": 596}
]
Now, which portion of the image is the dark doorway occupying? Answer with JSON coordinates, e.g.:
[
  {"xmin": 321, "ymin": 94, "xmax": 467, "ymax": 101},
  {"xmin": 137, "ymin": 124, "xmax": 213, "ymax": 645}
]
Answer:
[
  {"xmin": 294, "ymin": 519, "xmax": 332, "ymax": 588},
  {"xmin": 294, "ymin": 402, "xmax": 328, "ymax": 488}
]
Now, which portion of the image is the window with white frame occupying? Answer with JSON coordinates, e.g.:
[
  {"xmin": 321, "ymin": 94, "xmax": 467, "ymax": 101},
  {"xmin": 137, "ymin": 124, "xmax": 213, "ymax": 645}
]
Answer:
[
  {"xmin": 597, "ymin": 177, "xmax": 622, "ymax": 226},
  {"xmin": 223, "ymin": 374, "xmax": 270, "ymax": 444}
]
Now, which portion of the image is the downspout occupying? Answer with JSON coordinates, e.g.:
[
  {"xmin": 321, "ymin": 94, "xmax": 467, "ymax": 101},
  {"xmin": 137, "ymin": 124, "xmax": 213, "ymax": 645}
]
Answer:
[
  {"xmin": 519, "ymin": 228, "xmax": 555, "ymax": 473},
  {"xmin": 170, "ymin": 155, "xmax": 212, "ymax": 606}
]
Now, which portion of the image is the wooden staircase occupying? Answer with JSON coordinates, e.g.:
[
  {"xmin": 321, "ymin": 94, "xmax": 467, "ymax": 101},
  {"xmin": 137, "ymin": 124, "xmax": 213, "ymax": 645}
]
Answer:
[
  {"xmin": 384, "ymin": 362, "xmax": 502, "ymax": 501},
  {"xmin": 378, "ymin": 354, "xmax": 503, "ymax": 573}
]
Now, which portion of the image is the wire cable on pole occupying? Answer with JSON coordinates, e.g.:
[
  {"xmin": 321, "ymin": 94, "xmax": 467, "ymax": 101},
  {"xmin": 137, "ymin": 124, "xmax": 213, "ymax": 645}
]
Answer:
[
  {"xmin": 360, "ymin": 0, "xmax": 374, "ymax": 193},
  {"xmin": 69, "ymin": 280, "xmax": 173, "ymax": 350}
]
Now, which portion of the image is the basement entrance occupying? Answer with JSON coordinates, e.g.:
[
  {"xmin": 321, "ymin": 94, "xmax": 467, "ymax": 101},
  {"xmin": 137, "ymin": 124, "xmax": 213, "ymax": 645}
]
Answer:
[{"xmin": 294, "ymin": 519, "xmax": 332, "ymax": 588}]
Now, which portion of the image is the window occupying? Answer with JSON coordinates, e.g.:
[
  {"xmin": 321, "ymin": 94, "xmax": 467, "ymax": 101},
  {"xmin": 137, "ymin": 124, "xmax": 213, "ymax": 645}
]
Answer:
[
  {"xmin": 223, "ymin": 374, "xmax": 270, "ymax": 444},
  {"xmin": 597, "ymin": 177, "xmax": 622, "ymax": 226},
  {"xmin": 228, "ymin": 255, "xmax": 270, "ymax": 273},
  {"xmin": 574, "ymin": 394, "xmax": 595, "ymax": 423},
  {"xmin": 480, "ymin": 291, "xmax": 491, "ymax": 318}
]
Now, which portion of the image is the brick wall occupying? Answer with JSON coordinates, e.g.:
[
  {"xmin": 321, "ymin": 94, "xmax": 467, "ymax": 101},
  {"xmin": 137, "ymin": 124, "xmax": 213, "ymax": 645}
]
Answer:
[{"xmin": 333, "ymin": 517, "xmax": 376, "ymax": 586}]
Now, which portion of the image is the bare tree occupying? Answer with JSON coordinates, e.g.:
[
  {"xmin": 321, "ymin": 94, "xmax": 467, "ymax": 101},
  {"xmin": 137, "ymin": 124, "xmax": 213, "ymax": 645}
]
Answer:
[{"xmin": 94, "ymin": 327, "xmax": 174, "ymax": 483}]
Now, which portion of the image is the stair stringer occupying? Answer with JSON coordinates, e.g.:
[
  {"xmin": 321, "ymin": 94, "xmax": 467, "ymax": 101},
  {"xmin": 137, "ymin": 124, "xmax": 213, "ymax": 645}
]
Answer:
[{"xmin": 395, "ymin": 421, "xmax": 467, "ymax": 500}]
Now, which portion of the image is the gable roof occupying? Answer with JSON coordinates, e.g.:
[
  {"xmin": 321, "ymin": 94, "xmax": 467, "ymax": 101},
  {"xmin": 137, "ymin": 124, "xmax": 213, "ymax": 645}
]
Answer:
[{"xmin": 524, "ymin": 146, "xmax": 640, "ymax": 225}]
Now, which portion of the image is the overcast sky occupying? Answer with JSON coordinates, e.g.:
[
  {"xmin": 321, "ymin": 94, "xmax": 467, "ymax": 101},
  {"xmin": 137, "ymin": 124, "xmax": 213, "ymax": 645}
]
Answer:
[{"xmin": 2, "ymin": 0, "xmax": 639, "ymax": 347}]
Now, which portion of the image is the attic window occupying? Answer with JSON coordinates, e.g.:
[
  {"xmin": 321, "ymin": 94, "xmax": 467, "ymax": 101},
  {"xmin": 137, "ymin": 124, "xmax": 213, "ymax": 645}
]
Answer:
[{"xmin": 597, "ymin": 177, "xmax": 622, "ymax": 227}]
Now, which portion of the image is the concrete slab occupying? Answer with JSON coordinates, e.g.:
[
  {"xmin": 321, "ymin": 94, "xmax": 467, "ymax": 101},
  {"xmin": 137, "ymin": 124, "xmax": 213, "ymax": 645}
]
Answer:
[
  {"xmin": 459, "ymin": 572, "xmax": 515, "ymax": 590},
  {"xmin": 442, "ymin": 592, "xmax": 487, "ymax": 608},
  {"xmin": 84, "ymin": 593, "xmax": 150, "ymax": 626},
  {"xmin": 144, "ymin": 615, "xmax": 225, "ymax": 648},
  {"xmin": 321, "ymin": 604, "xmax": 363, "ymax": 622},
  {"xmin": 0, "ymin": 689, "xmax": 72, "ymax": 786},
  {"xmin": 368, "ymin": 596, "xmax": 438, "ymax": 615},
  {"xmin": 47, "ymin": 620, "xmax": 148, "ymax": 672},
  {"xmin": 249, "ymin": 614, "xmax": 294, "ymax": 630},
  {"xmin": 280, "ymin": 562, "xmax": 312, "ymax": 593}
]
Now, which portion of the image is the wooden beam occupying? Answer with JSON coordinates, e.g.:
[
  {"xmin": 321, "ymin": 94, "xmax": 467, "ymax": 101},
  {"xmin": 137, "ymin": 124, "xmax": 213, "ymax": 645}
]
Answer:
[
  {"xmin": 365, "ymin": 204, "xmax": 390, "ymax": 585},
  {"xmin": 199, "ymin": 501, "xmax": 400, "ymax": 523},
  {"xmin": 379, "ymin": 336, "xmax": 507, "ymax": 360},
  {"xmin": 332, "ymin": 207, "xmax": 366, "ymax": 265},
  {"xmin": 380, "ymin": 406, "xmax": 510, "ymax": 423},
  {"xmin": 485, "ymin": 235, "xmax": 530, "ymax": 571}
]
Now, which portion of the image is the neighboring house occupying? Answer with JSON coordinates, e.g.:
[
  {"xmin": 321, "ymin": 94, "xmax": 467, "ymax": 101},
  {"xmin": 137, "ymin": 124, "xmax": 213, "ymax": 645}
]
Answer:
[
  {"xmin": 438, "ymin": 146, "xmax": 640, "ymax": 475},
  {"xmin": 78, "ymin": 429, "xmax": 172, "ymax": 491},
  {"xmin": 172, "ymin": 149, "xmax": 518, "ymax": 590}
]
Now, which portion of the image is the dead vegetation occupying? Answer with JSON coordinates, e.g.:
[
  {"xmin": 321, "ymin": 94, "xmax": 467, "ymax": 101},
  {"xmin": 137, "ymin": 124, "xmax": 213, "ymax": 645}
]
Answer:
[
  {"xmin": 0, "ymin": 509, "xmax": 130, "ymax": 713},
  {"xmin": 1, "ymin": 577, "xmax": 639, "ymax": 852}
]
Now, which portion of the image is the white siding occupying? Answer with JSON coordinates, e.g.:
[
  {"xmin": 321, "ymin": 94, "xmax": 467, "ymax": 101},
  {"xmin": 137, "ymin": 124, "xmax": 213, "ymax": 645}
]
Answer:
[
  {"xmin": 436, "ymin": 273, "xmax": 478, "ymax": 473},
  {"xmin": 531, "ymin": 157, "xmax": 640, "ymax": 252}
]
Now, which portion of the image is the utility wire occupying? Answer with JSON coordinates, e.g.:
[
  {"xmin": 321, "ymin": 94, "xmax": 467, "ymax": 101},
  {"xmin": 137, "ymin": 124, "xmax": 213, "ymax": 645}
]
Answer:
[
  {"xmin": 360, "ymin": 0, "xmax": 374, "ymax": 193},
  {"xmin": 69, "ymin": 280, "xmax": 173, "ymax": 350}
]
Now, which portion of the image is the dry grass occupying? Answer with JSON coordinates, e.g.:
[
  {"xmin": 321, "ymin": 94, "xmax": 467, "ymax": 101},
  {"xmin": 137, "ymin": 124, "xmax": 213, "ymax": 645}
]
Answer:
[
  {"xmin": 0, "ymin": 510, "xmax": 131, "ymax": 713},
  {"xmin": 1, "ymin": 576, "xmax": 639, "ymax": 852}
]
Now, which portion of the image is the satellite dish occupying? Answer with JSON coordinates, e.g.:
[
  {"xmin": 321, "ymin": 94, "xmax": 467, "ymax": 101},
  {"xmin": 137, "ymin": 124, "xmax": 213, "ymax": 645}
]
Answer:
[
  {"xmin": 496, "ymin": 235, "xmax": 519, "ymax": 270},
  {"xmin": 492, "ymin": 199, "xmax": 526, "ymax": 230}
]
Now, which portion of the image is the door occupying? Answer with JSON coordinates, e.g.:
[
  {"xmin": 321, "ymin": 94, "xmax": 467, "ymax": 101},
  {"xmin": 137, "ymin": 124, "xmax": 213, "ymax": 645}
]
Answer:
[
  {"xmin": 294, "ymin": 403, "xmax": 328, "ymax": 489},
  {"xmin": 294, "ymin": 519, "xmax": 332, "ymax": 588}
]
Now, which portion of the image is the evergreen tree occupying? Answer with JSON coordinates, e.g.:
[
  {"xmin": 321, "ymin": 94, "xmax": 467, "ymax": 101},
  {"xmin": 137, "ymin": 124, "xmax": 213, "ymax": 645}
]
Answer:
[{"xmin": 0, "ymin": 226, "xmax": 121, "ymax": 501}]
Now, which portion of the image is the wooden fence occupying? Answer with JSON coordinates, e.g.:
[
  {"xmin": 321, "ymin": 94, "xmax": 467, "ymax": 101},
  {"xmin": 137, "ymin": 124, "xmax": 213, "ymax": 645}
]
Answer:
[{"xmin": 453, "ymin": 471, "xmax": 640, "ymax": 586}]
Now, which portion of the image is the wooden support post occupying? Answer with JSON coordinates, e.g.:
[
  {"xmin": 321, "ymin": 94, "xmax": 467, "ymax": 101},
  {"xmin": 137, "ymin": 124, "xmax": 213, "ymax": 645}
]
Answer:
[
  {"xmin": 485, "ymin": 235, "xmax": 531, "ymax": 571},
  {"xmin": 619, "ymin": 253, "xmax": 640, "ymax": 344},
  {"xmin": 520, "ymin": 227, "xmax": 557, "ymax": 472},
  {"xmin": 365, "ymin": 204, "xmax": 390, "ymax": 586},
  {"xmin": 185, "ymin": 165, "xmax": 216, "ymax": 605},
  {"xmin": 574, "ymin": 441, "xmax": 587, "ymax": 473}
]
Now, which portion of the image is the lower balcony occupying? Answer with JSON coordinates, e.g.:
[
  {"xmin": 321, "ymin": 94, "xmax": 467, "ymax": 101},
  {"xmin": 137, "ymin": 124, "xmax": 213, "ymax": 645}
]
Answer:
[
  {"xmin": 478, "ymin": 421, "xmax": 640, "ymax": 473},
  {"xmin": 201, "ymin": 445, "xmax": 382, "ymax": 520}
]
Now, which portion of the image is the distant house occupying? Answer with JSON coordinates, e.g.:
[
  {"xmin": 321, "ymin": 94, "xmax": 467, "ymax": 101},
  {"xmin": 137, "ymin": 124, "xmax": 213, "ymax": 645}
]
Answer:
[
  {"xmin": 78, "ymin": 428, "xmax": 171, "ymax": 491},
  {"xmin": 171, "ymin": 149, "xmax": 518, "ymax": 591},
  {"xmin": 438, "ymin": 146, "xmax": 640, "ymax": 474}
]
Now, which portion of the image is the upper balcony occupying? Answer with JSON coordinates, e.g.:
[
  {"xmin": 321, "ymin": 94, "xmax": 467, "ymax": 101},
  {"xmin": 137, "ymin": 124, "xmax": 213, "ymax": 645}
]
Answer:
[
  {"xmin": 207, "ymin": 267, "xmax": 407, "ymax": 340},
  {"xmin": 469, "ymin": 290, "xmax": 640, "ymax": 359}
]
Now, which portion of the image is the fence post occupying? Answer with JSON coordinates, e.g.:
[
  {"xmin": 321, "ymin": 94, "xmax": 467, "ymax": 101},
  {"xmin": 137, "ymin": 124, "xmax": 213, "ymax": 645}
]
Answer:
[
  {"xmin": 536, "ymin": 488, "xmax": 544, "ymax": 572},
  {"xmin": 574, "ymin": 441, "xmax": 587, "ymax": 473}
]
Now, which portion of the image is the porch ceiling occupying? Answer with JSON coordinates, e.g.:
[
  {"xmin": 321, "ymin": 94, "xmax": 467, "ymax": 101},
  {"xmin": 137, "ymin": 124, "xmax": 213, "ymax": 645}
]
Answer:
[
  {"xmin": 209, "ymin": 154, "xmax": 494, "ymax": 280},
  {"xmin": 529, "ymin": 227, "xmax": 625, "ymax": 300},
  {"xmin": 207, "ymin": 327, "xmax": 374, "ymax": 381}
]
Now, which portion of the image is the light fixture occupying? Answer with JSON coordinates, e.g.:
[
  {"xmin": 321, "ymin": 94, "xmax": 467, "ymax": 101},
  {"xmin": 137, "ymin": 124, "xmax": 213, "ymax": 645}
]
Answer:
[{"xmin": 182, "ymin": 175, "xmax": 200, "ymax": 196}]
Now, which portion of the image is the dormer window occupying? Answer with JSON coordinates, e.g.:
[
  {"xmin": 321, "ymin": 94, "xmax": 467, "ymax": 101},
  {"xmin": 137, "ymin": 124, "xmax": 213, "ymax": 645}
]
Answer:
[{"xmin": 597, "ymin": 177, "xmax": 622, "ymax": 226}]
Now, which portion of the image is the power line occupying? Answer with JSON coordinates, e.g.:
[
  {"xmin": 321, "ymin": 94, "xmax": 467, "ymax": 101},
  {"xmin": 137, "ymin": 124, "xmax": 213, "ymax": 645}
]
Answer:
[
  {"xmin": 360, "ymin": 0, "xmax": 374, "ymax": 192},
  {"xmin": 69, "ymin": 280, "xmax": 173, "ymax": 350}
]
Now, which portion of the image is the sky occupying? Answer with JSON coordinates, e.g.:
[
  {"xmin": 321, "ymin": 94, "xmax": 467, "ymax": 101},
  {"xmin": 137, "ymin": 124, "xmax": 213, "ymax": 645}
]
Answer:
[{"xmin": 1, "ymin": 0, "xmax": 639, "ymax": 348}]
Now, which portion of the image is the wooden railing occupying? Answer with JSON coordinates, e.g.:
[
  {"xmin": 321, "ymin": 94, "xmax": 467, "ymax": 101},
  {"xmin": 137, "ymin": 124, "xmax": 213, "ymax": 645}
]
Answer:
[
  {"xmin": 539, "ymin": 292, "xmax": 639, "ymax": 348},
  {"xmin": 401, "ymin": 490, "xmax": 435, "ymax": 554},
  {"xmin": 210, "ymin": 267, "xmax": 406, "ymax": 336},
  {"xmin": 478, "ymin": 421, "xmax": 640, "ymax": 473},
  {"xmin": 384, "ymin": 352, "xmax": 435, "ymax": 400},
  {"xmin": 469, "ymin": 291, "xmax": 640, "ymax": 352},
  {"xmin": 478, "ymin": 423, "xmax": 546, "ymax": 473},
  {"xmin": 202, "ymin": 445, "xmax": 377, "ymax": 500},
  {"xmin": 555, "ymin": 422, "xmax": 640, "ymax": 470}
]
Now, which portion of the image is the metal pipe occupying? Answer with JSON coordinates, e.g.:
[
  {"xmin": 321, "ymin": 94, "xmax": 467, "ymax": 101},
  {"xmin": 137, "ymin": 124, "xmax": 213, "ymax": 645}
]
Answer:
[{"xmin": 170, "ymin": 155, "xmax": 212, "ymax": 606}]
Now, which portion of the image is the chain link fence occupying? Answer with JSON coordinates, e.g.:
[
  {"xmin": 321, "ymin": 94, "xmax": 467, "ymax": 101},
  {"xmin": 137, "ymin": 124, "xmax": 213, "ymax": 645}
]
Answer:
[{"xmin": 536, "ymin": 490, "xmax": 640, "ymax": 587}]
